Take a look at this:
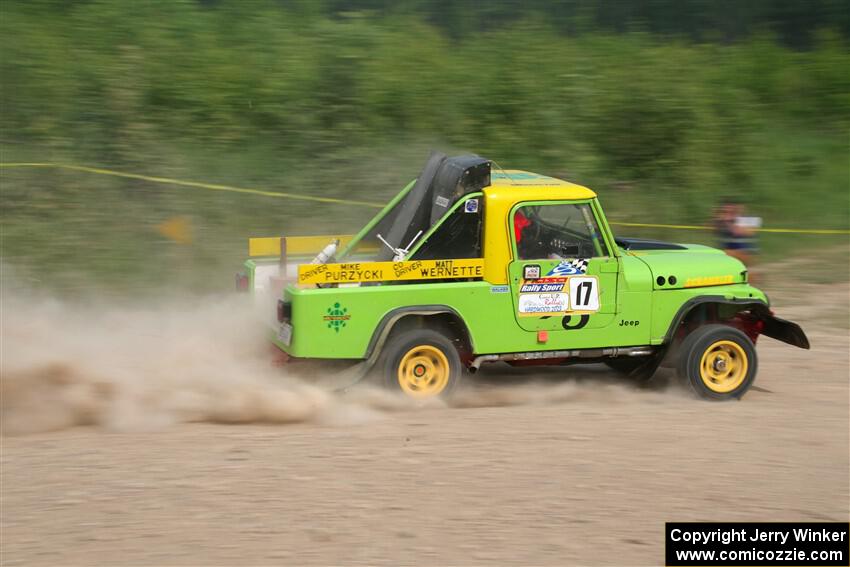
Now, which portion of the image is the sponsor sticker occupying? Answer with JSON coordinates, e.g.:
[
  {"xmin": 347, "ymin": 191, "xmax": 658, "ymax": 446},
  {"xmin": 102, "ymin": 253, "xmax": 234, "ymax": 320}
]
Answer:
[
  {"xmin": 684, "ymin": 275, "xmax": 734, "ymax": 288},
  {"xmin": 490, "ymin": 285, "xmax": 510, "ymax": 294},
  {"xmin": 464, "ymin": 198, "xmax": 479, "ymax": 213},
  {"xmin": 323, "ymin": 302, "xmax": 350, "ymax": 332},
  {"xmin": 515, "ymin": 275, "xmax": 600, "ymax": 317},
  {"xmin": 435, "ymin": 196, "xmax": 450, "ymax": 208},
  {"xmin": 518, "ymin": 292, "xmax": 569, "ymax": 316},
  {"xmin": 519, "ymin": 279, "xmax": 566, "ymax": 293},
  {"xmin": 523, "ymin": 264, "xmax": 541, "ymax": 279},
  {"xmin": 546, "ymin": 259, "xmax": 589, "ymax": 276}
]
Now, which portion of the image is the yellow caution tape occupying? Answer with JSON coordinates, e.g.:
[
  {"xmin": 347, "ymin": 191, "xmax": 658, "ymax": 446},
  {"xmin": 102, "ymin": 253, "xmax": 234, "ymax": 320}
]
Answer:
[
  {"xmin": 298, "ymin": 258, "xmax": 484, "ymax": 284},
  {"xmin": 608, "ymin": 221, "xmax": 713, "ymax": 231},
  {"xmin": 0, "ymin": 162, "xmax": 383, "ymax": 208},
  {"xmin": 607, "ymin": 220, "xmax": 850, "ymax": 235},
  {"xmin": 2, "ymin": 162, "xmax": 848, "ymax": 235}
]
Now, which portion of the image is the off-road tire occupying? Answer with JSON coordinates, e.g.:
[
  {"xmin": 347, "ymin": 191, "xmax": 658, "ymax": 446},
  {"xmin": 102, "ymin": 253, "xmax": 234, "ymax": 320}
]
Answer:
[
  {"xmin": 677, "ymin": 324, "xmax": 757, "ymax": 400},
  {"xmin": 382, "ymin": 328, "xmax": 463, "ymax": 399}
]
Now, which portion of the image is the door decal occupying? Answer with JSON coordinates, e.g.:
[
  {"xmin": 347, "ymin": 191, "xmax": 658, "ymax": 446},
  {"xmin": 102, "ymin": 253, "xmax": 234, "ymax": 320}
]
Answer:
[
  {"xmin": 561, "ymin": 315, "xmax": 590, "ymax": 330},
  {"xmin": 546, "ymin": 259, "xmax": 589, "ymax": 276},
  {"xmin": 518, "ymin": 292, "xmax": 569, "ymax": 316},
  {"xmin": 523, "ymin": 264, "xmax": 541, "ymax": 279},
  {"xmin": 569, "ymin": 276, "xmax": 600, "ymax": 311},
  {"xmin": 516, "ymin": 275, "xmax": 600, "ymax": 318}
]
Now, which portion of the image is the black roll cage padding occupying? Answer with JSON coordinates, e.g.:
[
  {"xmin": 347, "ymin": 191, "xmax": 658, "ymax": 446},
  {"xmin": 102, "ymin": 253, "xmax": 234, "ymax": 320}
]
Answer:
[
  {"xmin": 378, "ymin": 152, "xmax": 447, "ymax": 261},
  {"xmin": 377, "ymin": 153, "xmax": 491, "ymax": 262}
]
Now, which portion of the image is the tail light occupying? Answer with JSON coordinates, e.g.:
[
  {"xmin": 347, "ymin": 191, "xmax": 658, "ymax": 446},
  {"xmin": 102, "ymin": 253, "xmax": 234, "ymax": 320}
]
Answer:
[
  {"xmin": 277, "ymin": 300, "xmax": 291, "ymax": 323},
  {"xmin": 235, "ymin": 272, "xmax": 249, "ymax": 291}
]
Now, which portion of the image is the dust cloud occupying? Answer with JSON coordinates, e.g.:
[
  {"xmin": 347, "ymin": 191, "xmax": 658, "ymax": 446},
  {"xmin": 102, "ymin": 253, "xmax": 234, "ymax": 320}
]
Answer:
[
  {"xmin": 1, "ymin": 289, "xmax": 669, "ymax": 436},
  {"xmin": 2, "ymin": 289, "xmax": 341, "ymax": 434}
]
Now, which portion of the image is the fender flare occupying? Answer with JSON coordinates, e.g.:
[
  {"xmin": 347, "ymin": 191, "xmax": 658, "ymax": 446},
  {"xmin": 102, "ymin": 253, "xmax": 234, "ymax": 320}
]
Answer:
[
  {"xmin": 663, "ymin": 296, "xmax": 809, "ymax": 349},
  {"xmin": 363, "ymin": 305, "xmax": 475, "ymax": 367}
]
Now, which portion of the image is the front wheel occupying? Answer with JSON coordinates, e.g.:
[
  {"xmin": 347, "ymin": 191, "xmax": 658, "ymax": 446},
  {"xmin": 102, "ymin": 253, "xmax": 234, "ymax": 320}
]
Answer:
[
  {"xmin": 677, "ymin": 324, "xmax": 757, "ymax": 400},
  {"xmin": 382, "ymin": 329, "xmax": 463, "ymax": 399}
]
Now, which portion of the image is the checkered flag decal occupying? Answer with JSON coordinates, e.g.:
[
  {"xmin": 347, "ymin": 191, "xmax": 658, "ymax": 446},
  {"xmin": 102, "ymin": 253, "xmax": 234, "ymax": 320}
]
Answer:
[{"xmin": 548, "ymin": 258, "xmax": 589, "ymax": 276}]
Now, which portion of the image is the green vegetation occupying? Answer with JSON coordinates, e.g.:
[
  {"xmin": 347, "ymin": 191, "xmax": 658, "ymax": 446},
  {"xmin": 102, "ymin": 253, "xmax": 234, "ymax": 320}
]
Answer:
[{"xmin": 1, "ymin": 1, "xmax": 848, "ymax": 293}]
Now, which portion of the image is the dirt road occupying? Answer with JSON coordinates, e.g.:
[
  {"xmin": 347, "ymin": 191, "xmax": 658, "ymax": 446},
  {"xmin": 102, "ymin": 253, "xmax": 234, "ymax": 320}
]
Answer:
[{"xmin": 2, "ymin": 281, "xmax": 848, "ymax": 566}]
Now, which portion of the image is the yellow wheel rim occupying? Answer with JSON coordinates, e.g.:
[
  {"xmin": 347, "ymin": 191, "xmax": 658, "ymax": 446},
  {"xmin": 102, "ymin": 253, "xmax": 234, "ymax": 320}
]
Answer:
[
  {"xmin": 699, "ymin": 340, "xmax": 749, "ymax": 393},
  {"xmin": 397, "ymin": 345, "xmax": 450, "ymax": 398}
]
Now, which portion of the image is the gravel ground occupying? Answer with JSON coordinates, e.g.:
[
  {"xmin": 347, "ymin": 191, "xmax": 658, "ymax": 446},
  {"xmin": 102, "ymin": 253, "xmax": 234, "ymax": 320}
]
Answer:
[{"xmin": 1, "ymin": 280, "xmax": 848, "ymax": 566}]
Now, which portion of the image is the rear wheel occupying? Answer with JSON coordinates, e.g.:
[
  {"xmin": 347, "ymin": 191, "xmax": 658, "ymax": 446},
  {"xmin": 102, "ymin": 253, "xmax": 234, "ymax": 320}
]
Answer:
[
  {"xmin": 382, "ymin": 329, "xmax": 462, "ymax": 399},
  {"xmin": 677, "ymin": 324, "xmax": 757, "ymax": 400}
]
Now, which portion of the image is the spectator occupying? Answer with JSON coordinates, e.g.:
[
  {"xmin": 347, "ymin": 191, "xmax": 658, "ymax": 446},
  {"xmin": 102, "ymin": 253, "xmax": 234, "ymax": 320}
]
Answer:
[{"xmin": 713, "ymin": 198, "xmax": 759, "ymax": 268}]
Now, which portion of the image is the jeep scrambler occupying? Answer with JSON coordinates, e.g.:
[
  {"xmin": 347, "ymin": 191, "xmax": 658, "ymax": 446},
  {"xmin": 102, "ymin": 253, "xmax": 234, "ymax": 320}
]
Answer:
[{"xmin": 239, "ymin": 153, "xmax": 808, "ymax": 400}]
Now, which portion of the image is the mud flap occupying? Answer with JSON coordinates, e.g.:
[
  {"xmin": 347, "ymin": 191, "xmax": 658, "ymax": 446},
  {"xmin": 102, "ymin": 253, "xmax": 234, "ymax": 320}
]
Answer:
[
  {"xmin": 759, "ymin": 314, "xmax": 810, "ymax": 349},
  {"xmin": 628, "ymin": 351, "xmax": 666, "ymax": 383}
]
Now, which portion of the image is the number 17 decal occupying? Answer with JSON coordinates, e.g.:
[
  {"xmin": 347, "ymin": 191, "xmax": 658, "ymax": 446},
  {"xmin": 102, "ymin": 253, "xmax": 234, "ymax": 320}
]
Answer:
[{"xmin": 569, "ymin": 276, "xmax": 599, "ymax": 311}]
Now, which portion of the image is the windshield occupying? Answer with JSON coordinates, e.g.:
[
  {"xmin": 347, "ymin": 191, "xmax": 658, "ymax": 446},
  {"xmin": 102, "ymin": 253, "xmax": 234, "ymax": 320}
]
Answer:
[{"xmin": 514, "ymin": 202, "xmax": 608, "ymax": 260}]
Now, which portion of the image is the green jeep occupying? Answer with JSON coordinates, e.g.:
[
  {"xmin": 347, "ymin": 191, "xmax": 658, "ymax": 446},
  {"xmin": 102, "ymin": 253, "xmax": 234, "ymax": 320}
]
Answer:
[{"xmin": 239, "ymin": 153, "xmax": 808, "ymax": 400}]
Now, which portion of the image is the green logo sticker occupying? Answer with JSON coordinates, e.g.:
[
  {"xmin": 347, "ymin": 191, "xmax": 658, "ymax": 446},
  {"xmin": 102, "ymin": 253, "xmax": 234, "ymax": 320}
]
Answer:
[{"xmin": 323, "ymin": 302, "xmax": 350, "ymax": 332}]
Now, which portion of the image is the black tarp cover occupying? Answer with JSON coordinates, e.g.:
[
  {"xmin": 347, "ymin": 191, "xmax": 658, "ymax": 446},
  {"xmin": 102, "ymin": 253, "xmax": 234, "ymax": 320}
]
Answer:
[{"xmin": 368, "ymin": 152, "xmax": 491, "ymax": 261}]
